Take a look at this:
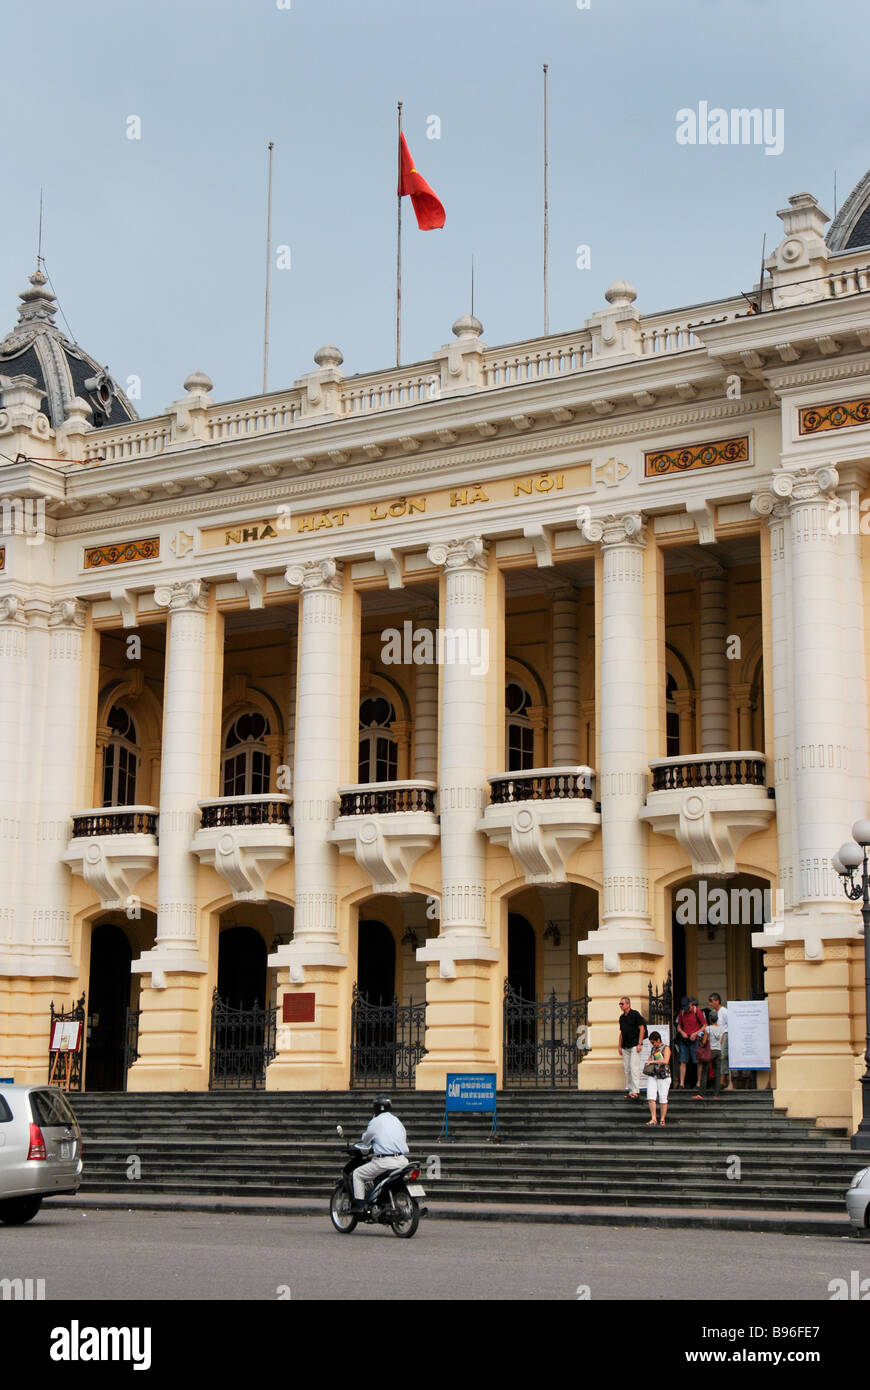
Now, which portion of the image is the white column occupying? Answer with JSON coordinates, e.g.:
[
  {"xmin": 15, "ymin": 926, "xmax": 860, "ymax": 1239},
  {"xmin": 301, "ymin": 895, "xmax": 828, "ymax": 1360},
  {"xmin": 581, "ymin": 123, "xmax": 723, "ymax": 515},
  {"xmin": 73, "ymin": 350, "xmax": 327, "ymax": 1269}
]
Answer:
[
  {"xmin": 752, "ymin": 489, "xmax": 796, "ymax": 911},
  {"xmin": 283, "ymin": 622, "xmax": 298, "ymax": 791},
  {"xmin": 779, "ymin": 466, "xmax": 858, "ymax": 922},
  {"xmin": 697, "ymin": 562, "xmax": 730, "ymax": 752},
  {"xmin": 0, "ymin": 597, "xmax": 29, "ymax": 954},
  {"xmin": 426, "ymin": 537, "xmax": 490, "ymax": 941},
  {"xmin": 583, "ymin": 513, "xmax": 652, "ymax": 937},
  {"xmin": 281, "ymin": 558, "xmax": 346, "ymax": 958},
  {"xmin": 145, "ymin": 580, "xmax": 212, "ymax": 965},
  {"xmin": 837, "ymin": 478, "xmax": 870, "ymax": 832},
  {"xmin": 30, "ymin": 599, "xmax": 87, "ymax": 963},
  {"xmin": 551, "ymin": 588, "xmax": 580, "ymax": 766}
]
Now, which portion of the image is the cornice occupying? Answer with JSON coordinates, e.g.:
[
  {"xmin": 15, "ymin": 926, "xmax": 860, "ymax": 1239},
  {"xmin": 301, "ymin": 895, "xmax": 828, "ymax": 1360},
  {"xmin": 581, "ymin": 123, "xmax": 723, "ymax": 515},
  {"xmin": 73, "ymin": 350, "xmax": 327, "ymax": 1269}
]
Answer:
[
  {"xmin": 761, "ymin": 355, "xmax": 870, "ymax": 393},
  {"xmin": 54, "ymin": 393, "xmax": 777, "ymax": 539}
]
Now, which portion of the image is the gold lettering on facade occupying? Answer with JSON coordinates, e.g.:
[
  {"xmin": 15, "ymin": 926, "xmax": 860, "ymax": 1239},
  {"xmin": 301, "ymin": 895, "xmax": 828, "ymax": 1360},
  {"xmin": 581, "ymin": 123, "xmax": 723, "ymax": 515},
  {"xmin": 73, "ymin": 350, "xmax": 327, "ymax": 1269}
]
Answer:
[
  {"xmin": 514, "ymin": 472, "xmax": 564, "ymax": 497},
  {"xmin": 450, "ymin": 485, "xmax": 489, "ymax": 507}
]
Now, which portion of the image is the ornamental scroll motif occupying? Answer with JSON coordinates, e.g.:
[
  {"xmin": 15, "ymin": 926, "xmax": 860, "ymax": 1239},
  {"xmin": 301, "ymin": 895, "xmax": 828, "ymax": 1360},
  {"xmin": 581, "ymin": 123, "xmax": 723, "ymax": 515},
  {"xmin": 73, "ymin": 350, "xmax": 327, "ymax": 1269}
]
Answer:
[
  {"xmin": 644, "ymin": 435, "xmax": 749, "ymax": 478},
  {"xmin": 798, "ymin": 398, "xmax": 870, "ymax": 435},
  {"xmin": 84, "ymin": 537, "xmax": 159, "ymax": 569}
]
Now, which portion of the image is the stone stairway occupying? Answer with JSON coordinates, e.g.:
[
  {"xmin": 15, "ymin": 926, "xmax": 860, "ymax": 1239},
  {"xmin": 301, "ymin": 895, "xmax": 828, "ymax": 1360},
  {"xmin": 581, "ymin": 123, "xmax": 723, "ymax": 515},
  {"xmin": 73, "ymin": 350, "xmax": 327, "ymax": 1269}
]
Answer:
[{"xmin": 67, "ymin": 1090, "xmax": 864, "ymax": 1213}]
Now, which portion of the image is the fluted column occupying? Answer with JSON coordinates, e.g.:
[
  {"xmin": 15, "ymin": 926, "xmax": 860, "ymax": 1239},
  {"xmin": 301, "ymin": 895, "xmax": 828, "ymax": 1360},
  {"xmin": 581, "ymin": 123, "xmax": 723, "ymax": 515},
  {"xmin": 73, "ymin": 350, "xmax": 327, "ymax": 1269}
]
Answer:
[
  {"xmin": 584, "ymin": 513, "xmax": 652, "ymax": 937},
  {"xmin": 551, "ymin": 588, "xmax": 580, "ymax": 765},
  {"xmin": 151, "ymin": 581, "xmax": 212, "ymax": 950},
  {"xmin": 30, "ymin": 599, "xmax": 87, "ymax": 961},
  {"xmin": 281, "ymin": 558, "xmax": 346, "ymax": 955},
  {"xmin": 697, "ymin": 562, "xmax": 730, "ymax": 752},
  {"xmin": 425, "ymin": 537, "xmax": 490, "ymax": 941},
  {"xmin": 0, "ymin": 597, "xmax": 29, "ymax": 954}
]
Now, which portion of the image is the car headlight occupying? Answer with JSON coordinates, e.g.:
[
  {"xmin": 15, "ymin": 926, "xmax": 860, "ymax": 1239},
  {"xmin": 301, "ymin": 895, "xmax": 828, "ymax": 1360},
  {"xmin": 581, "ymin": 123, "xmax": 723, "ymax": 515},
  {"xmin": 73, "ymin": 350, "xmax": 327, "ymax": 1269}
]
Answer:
[{"xmin": 849, "ymin": 1168, "xmax": 869, "ymax": 1189}]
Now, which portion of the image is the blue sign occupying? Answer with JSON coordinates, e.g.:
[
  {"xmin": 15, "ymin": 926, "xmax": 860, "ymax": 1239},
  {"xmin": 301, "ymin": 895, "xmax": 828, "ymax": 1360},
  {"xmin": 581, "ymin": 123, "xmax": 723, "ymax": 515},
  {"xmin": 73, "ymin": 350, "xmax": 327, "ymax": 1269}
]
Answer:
[
  {"xmin": 0, "ymin": 1078, "xmax": 14, "ymax": 1085},
  {"xmin": 445, "ymin": 1073, "xmax": 496, "ymax": 1113}
]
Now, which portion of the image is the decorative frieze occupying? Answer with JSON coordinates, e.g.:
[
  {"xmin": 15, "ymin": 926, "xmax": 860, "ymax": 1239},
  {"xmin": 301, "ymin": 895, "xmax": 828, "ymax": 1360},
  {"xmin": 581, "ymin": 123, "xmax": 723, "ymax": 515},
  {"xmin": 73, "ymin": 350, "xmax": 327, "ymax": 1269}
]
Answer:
[
  {"xmin": 798, "ymin": 397, "xmax": 870, "ymax": 435},
  {"xmin": 84, "ymin": 536, "xmax": 159, "ymax": 568},
  {"xmin": 644, "ymin": 435, "xmax": 748, "ymax": 478}
]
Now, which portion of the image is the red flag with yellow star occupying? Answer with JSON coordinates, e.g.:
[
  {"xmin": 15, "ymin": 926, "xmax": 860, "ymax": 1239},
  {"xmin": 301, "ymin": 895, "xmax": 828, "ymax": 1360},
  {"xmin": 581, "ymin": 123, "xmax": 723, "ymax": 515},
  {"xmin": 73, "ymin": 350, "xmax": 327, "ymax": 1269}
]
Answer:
[{"xmin": 398, "ymin": 133, "xmax": 445, "ymax": 230}]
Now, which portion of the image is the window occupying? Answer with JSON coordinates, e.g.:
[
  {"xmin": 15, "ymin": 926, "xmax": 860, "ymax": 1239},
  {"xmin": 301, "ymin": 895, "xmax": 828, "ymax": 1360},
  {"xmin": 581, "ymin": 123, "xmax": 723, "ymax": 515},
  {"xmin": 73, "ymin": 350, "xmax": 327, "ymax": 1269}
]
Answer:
[
  {"xmin": 666, "ymin": 673, "xmax": 680, "ymax": 757},
  {"xmin": 102, "ymin": 705, "xmax": 139, "ymax": 806},
  {"xmin": 358, "ymin": 696, "xmax": 397, "ymax": 783},
  {"xmin": 222, "ymin": 711, "xmax": 272, "ymax": 797},
  {"xmin": 506, "ymin": 681, "xmax": 535, "ymax": 771}
]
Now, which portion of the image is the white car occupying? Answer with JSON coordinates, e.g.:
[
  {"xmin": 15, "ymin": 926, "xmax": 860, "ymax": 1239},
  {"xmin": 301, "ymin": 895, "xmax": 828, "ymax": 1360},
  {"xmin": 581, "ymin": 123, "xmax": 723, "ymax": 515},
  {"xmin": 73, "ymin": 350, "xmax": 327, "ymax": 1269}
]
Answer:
[
  {"xmin": 0, "ymin": 1085, "xmax": 82, "ymax": 1223},
  {"xmin": 846, "ymin": 1166, "xmax": 870, "ymax": 1231}
]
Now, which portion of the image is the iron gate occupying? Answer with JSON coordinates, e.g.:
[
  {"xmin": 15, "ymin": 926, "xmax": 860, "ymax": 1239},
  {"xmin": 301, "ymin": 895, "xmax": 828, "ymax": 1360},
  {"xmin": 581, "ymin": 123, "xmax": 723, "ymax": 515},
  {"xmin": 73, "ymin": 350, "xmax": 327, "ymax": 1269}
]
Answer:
[
  {"xmin": 350, "ymin": 986, "xmax": 427, "ymax": 1089},
  {"xmin": 503, "ymin": 982, "xmax": 589, "ymax": 1088},
  {"xmin": 123, "ymin": 1007, "xmax": 140, "ymax": 1090},
  {"xmin": 49, "ymin": 994, "xmax": 86, "ymax": 1092},
  {"xmin": 646, "ymin": 970, "xmax": 676, "ymax": 1079},
  {"xmin": 209, "ymin": 990, "xmax": 277, "ymax": 1090}
]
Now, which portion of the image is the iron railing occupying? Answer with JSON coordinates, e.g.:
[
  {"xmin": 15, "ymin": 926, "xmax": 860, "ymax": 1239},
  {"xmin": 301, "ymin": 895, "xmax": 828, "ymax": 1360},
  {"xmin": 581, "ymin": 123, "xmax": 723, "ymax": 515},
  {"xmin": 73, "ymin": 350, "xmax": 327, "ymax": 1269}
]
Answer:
[
  {"xmin": 646, "ymin": 971, "xmax": 676, "ymax": 1080},
  {"xmin": 208, "ymin": 990, "xmax": 278, "ymax": 1090},
  {"xmin": 489, "ymin": 768, "xmax": 594, "ymax": 805},
  {"xmin": 48, "ymin": 994, "xmax": 86, "ymax": 1092},
  {"xmin": 200, "ymin": 796, "xmax": 292, "ymax": 829},
  {"xmin": 124, "ymin": 1007, "xmax": 140, "ymax": 1087},
  {"xmin": 649, "ymin": 756, "xmax": 767, "ymax": 793},
  {"xmin": 350, "ymin": 986, "xmax": 427, "ymax": 1088},
  {"xmin": 339, "ymin": 785, "xmax": 436, "ymax": 817},
  {"xmin": 71, "ymin": 808, "xmax": 158, "ymax": 837},
  {"xmin": 502, "ymin": 982, "xmax": 589, "ymax": 1088}
]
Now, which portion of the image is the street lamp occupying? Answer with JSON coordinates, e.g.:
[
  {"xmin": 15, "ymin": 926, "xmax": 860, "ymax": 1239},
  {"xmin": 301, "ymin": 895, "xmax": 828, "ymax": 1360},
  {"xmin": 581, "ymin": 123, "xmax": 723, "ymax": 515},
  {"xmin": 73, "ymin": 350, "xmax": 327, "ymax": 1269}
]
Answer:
[{"xmin": 831, "ymin": 818, "xmax": 870, "ymax": 1151}]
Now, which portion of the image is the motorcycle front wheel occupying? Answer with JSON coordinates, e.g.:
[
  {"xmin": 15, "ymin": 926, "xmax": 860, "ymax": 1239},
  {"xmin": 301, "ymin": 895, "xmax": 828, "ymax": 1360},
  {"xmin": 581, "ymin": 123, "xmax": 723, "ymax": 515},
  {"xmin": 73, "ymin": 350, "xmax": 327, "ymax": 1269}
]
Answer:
[
  {"xmin": 389, "ymin": 1185, "xmax": 420, "ymax": 1239},
  {"xmin": 329, "ymin": 1183, "xmax": 358, "ymax": 1233}
]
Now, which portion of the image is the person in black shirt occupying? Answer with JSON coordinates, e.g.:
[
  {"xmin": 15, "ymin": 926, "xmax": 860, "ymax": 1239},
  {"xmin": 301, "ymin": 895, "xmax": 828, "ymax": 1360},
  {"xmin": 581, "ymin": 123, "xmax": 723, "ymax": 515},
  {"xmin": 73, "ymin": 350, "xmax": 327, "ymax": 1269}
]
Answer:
[{"xmin": 617, "ymin": 996, "xmax": 646, "ymax": 1098}]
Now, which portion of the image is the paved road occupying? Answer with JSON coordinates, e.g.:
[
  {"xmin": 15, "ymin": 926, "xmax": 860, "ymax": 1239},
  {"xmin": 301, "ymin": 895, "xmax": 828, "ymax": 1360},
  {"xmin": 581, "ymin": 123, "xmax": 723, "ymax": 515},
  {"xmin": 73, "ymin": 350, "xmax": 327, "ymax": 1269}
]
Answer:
[{"xmin": 1, "ymin": 1208, "xmax": 868, "ymax": 1301}]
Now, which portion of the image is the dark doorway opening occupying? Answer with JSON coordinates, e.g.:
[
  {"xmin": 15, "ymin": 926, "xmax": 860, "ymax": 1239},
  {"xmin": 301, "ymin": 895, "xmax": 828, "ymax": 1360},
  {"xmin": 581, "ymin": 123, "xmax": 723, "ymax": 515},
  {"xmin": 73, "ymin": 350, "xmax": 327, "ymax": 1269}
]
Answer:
[
  {"xmin": 86, "ymin": 922, "xmax": 132, "ymax": 1091},
  {"xmin": 672, "ymin": 915, "xmax": 687, "ymax": 1009},
  {"xmin": 217, "ymin": 926, "xmax": 267, "ymax": 1009},
  {"xmin": 357, "ymin": 920, "xmax": 395, "ymax": 1004},
  {"xmin": 508, "ymin": 914, "xmax": 536, "ymax": 999}
]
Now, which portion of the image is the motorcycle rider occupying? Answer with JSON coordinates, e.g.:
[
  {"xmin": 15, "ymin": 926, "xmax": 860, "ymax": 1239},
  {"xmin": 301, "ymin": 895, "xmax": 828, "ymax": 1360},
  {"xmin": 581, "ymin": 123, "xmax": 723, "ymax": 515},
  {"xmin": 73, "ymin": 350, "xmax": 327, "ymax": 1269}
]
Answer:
[{"xmin": 350, "ymin": 1096, "xmax": 409, "ymax": 1214}]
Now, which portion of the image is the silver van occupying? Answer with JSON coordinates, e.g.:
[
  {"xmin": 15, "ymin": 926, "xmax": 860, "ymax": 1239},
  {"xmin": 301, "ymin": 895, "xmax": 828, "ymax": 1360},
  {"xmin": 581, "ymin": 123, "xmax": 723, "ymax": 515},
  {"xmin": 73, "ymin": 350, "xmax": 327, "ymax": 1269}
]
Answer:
[{"xmin": 0, "ymin": 1085, "xmax": 82, "ymax": 1223}]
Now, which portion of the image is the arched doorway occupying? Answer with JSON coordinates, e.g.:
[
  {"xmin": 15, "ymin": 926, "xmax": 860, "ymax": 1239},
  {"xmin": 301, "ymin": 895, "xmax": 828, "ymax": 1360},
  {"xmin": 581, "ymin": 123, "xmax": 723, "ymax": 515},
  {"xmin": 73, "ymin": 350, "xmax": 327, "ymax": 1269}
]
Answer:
[
  {"xmin": 357, "ymin": 919, "xmax": 395, "ymax": 1004},
  {"xmin": 210, "ymin": 925, "xmax": 273, "ymax": 1090},
  {"xmin": 86, "ymin": 922, "xmax": 132, "ymax": 1091}
]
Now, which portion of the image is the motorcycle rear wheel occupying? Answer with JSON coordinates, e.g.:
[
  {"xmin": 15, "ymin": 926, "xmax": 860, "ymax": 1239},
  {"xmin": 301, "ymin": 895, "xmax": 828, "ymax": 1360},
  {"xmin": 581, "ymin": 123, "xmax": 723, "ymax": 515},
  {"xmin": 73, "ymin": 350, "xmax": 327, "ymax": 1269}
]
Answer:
[
  {"xmin": 389, "ymin": 1186, "xmax": 420, "ymax": 1238},
  {"xmin": 329, "ymin": 1183, "xmax": 358, "ymax": 1233}
]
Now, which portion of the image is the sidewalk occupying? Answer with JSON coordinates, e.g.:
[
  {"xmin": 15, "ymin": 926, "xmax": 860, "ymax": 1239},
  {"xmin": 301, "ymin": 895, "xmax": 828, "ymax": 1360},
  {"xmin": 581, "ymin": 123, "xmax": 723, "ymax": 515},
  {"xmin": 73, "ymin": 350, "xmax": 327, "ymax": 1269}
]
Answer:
[{"xmin": 45, "ymin": 1191, "xmax": 861, "ymax": 1237}]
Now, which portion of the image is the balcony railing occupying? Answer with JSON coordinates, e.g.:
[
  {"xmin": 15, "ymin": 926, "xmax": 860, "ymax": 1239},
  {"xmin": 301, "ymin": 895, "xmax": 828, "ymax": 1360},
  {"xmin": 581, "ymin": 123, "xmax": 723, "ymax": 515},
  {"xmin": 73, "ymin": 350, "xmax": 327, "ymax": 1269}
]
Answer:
[
  {"xmin": 649, "ymin": 754, "xmax": 769, "ymax": 794},
  {"xmin": 70, "ymin": 806, "xmax": 159, "ymax": 838},
  {"xmin": 199, "ymin": 794, "xmax": 293, "ymax": 829},
  {"xmin": 338, "ymin": 782, "xmax": 437, "ymax": 817},
  {"xmin": 489, "ymin": 767, "xmax": 595, "ymax": 805}
]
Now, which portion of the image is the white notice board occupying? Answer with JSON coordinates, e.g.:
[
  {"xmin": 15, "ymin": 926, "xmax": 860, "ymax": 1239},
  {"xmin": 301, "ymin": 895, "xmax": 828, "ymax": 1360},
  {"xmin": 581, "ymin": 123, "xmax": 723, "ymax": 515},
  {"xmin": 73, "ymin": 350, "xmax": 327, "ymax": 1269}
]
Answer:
[{"xmin": 727, "ymin": 1000, "xmax": 770, "ymax": 1069}]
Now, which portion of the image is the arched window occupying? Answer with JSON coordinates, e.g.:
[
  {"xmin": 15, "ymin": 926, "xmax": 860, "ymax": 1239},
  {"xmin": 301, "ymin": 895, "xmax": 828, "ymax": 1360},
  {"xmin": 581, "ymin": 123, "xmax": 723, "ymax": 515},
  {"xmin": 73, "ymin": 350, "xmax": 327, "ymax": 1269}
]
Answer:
[
  {"xmin": 666, "ymin": 673, "xmax": 680, "ymax": 757},
  {"xmin": 222, "ymin": 711, "xmax": 271, "ymax": 797},
  {"xmin": 506, "ymin": 681, "xmax": 535, "ymax": 771},
  {"xmin": 358, "ymin": 695, "xmax": 397, "ymax": 783},
  {"xmin": 102, "ymin": 705, "xmax": 139, "ymax": 806}
]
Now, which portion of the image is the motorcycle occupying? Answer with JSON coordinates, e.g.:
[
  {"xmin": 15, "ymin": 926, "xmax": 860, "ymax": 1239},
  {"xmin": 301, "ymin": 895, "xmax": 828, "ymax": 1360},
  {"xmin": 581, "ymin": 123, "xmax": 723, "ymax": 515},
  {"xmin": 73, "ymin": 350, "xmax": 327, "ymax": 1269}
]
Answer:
[{"xmin": 329, "ymin": 1126, "xmax": 427, "ymax": 1238}]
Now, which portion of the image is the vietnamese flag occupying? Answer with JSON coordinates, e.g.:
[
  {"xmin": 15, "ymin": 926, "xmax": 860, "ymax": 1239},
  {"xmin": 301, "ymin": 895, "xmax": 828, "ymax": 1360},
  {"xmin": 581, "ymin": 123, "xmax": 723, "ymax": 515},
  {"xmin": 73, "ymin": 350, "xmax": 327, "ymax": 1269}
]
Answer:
[{"xmin": 398, "ymin": 133, "xmax": 446, "ymax": 230}]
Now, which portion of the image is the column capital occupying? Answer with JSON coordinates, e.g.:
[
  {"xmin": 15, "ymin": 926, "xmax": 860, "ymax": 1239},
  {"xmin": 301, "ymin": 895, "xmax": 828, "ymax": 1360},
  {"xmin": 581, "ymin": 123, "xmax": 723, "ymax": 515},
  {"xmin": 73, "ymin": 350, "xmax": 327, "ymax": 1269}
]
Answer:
[
  {"xmin": 154, "ymin": 578, "xmax": 209, "ymax": 612},
  {"xmin": 757, "ymin": 465, "xmax": 840, "ymax": 512},
  {"xmin": 285, "ymin": 557, "xmax": 343, "ymax": 593},
  {"xmin": 579, "ymin": 512, "xmax": 646, "ymax": 548},
  {"xmin": 427, "ymin": 535, "xmax": 488, "ymax": 572},
  {"xmin": 694, "ymin": 560, "xmax": 726, "ymax": 583},
  {"xmin": 48, "ymin": 598, "xmax": 87, "ymax": 629},
  {"xmin": 750, "ymin": 487, "xmax": 790, "ymax": 523}
]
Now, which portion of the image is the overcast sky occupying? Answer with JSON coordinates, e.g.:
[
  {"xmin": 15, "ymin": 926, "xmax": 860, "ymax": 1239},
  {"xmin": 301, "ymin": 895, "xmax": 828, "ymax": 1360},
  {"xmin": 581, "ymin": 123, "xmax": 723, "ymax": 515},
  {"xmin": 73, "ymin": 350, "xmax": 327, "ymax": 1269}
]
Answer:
[{"xmin": 1, "ymin": 0, "xmax": 867, "ymax": 417}]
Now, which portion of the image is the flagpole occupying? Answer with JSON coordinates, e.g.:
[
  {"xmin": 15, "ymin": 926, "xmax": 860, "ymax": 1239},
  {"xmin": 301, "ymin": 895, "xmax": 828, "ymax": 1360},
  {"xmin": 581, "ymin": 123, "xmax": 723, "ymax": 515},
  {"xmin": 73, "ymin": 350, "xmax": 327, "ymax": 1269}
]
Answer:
[
  {"xmin": 543, "ymin": 64, "xmax": 549, "ymax": 336},
  {"xmin": 263, "ymin": 140, "xmax": 275, "ymax": 394},
  {"xmin": 396, "ymin": 102, "xmax": 403, "ymax": 367}
]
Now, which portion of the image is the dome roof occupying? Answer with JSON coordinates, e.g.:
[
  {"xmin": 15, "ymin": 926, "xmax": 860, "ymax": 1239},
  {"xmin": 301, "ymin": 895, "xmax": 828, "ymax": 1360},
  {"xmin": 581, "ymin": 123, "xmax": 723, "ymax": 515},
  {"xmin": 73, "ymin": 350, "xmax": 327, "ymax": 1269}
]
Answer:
[
  {"xmin": 827, "ymin": 170, "xmax": 870, "ymax": 252},
  {"xmin": 0, "ymin": 269, "xmax": 137, "ymax": 429}
]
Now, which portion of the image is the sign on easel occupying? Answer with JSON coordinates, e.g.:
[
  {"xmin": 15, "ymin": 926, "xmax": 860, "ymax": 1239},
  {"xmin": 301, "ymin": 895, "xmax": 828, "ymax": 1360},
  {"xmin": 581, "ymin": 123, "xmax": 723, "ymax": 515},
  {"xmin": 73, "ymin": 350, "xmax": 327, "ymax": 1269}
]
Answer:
[
  {"xmin": 49, "ymin": 1021, "xmax": 83, "ymax": 1091},
  {"xmin": 440, "ymin": 1073, "xmax": 497, "ymax": 1140}
]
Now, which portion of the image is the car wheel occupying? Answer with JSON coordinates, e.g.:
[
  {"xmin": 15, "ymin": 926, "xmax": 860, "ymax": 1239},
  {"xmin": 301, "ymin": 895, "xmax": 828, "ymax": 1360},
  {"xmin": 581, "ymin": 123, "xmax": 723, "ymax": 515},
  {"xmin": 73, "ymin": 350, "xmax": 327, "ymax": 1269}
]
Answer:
[{"xmin": 0, "ymin": 1195, "xmax": 43, "ymax": 1225}]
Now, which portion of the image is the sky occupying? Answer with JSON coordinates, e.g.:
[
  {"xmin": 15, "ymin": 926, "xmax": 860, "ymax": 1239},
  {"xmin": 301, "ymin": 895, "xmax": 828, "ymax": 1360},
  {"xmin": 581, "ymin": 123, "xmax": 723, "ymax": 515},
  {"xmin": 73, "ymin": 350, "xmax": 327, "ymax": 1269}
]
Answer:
[{"xmin": 1, "ymin": 0, "xmax": 868, "ymax": 418}]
